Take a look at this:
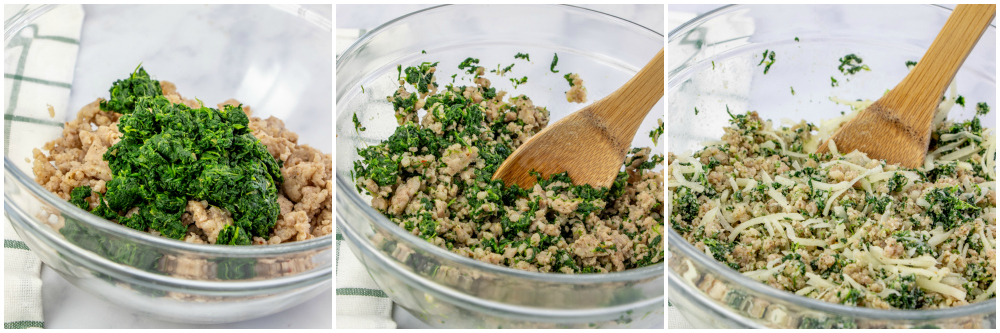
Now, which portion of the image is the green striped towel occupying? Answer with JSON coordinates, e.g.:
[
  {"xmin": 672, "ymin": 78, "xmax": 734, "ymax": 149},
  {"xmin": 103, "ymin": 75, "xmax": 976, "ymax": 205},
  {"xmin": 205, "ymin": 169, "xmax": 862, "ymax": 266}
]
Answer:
[
  {"xmin": 336, "ymin": 231, "xmax": 396, "ymax": 329},
  {"xmin": 4, "ymin": 4, "xmax": 85, "ymax": 329},
  {"xmin": 667, "ymin": 299, "xmax": 694, "ymax": 328}
]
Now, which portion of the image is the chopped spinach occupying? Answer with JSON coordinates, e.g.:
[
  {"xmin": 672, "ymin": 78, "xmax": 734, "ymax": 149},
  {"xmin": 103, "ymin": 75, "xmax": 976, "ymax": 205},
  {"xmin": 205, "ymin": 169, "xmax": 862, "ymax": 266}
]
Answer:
[{"xmin": 94, "ymin": 66, "xmax": 283, "ymax": 244}]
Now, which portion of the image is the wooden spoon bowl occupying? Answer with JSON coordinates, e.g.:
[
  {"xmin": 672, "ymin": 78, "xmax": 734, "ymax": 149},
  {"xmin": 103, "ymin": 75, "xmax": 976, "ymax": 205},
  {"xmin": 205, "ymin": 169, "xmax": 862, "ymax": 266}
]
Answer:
[
  {"xmin": 492, "ymin": 48, "xmax": 664, "ymax": 189},
  {"xmin": 818, "ymin": 4, "xmax": 996, "ymax": 167}
]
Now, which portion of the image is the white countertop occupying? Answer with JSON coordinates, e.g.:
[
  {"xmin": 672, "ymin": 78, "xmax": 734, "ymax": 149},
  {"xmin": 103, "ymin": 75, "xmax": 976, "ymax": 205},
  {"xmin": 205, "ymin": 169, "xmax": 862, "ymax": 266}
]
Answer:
[{"xmin": 337, "ymin": 4, "xmax": 664, "ymax": 329}]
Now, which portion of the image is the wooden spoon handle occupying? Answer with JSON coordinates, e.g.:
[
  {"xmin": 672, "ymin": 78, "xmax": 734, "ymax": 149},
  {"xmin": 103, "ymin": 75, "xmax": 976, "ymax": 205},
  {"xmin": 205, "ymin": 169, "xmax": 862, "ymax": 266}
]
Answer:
[
  {"xmin": 883, "ymin": 4, "xmax": 995, "ymax": 129},
  {"xmin": 589, "ymin": 48, "xmax": 664, "ymax": 149}
]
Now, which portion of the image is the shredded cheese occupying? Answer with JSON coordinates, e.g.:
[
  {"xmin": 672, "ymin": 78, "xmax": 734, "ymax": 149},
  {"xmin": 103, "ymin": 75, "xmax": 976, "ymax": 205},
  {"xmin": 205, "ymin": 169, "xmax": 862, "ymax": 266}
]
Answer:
[
  {"xmin": 669, "ymin": 157, "xmax": 706, "ymax": 192},
  {"xmin": 728, "ymin": 176, "xmax": 740, "ymax": 195},
  {"xmin": 939, "ymin": 144, "xmax": 980, "ymax": 162},
  {"xmin": 975, "ymin": 281, "xmax": 996, "ymax": 302},
  {"xmin": 843, "ymin": 274, "xmax": 868, "ymax": 293},
  {"xmin": 773, "ymin": 175, "xmax": 796, "ymax": 187},
  {"xmin": 928, "ymin": 227, "xmax": 956, "ymax": 247},
  {"xmin": 916, "ymin": 276, "xmax": 967, "ymax": 301},
  {"xmin": 780, "ymin": 222, "xmax": 826, "ymax": 247},
  {"xmin": 744, "ymin": 262, "xmax": 789, "ymax": 282},
  {"xmin": 729, "ymin": 214, "xmax": 804, "ymax": 242},
  {"xmin": 940, "ymin": 131, "xmax": 982, "ymax": 142},
  {"xmin": 824, "ymin": 166, "xmax": 882, "ymax": 216},
  {"xmin": 828, "ymin": 138, "xmax": 840, "ymax": 157},
  {"xmin": 806, "ymin": 272, "xmax": 838, "ymax": 289}
]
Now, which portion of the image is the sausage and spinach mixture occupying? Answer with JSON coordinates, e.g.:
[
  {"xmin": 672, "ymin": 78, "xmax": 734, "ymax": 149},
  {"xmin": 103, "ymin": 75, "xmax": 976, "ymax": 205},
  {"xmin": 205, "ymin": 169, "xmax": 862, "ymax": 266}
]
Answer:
[
  {"xmin": 352, "ymin": 54, "xmax": 665, "ymax": 273},
  {"xmin": 669, "ymin": 95, "xmax": 996, "ymax": 309},
  {"xmin": 32, "ymin": 66, "xmax": 332, "ymax": 246}
]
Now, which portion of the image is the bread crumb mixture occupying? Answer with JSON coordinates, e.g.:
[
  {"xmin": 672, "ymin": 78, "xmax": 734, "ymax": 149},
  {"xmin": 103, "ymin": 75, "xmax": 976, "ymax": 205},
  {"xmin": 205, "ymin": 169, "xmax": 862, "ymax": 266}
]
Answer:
[{"xmin": 32, "ymin": 81, "xmax": 331, "ymax": 245}]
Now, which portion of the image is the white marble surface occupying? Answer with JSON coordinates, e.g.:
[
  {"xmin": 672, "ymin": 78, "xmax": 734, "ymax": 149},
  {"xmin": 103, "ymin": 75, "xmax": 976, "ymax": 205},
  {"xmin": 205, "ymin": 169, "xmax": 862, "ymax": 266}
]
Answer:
[
  {"xmin": 68, "ymin": 4, "xmax": 332, "ymax": 154},
  {"xmin": 337, "ymin": 4, "xmax": 664, "ymax": 35},
  {"xmin": 336, "ymin": 4, "xmax": 664, "ymax": 330},
  {"xmin": 40, "ymin": 4, "xmax": 332, "ymax": 329}
]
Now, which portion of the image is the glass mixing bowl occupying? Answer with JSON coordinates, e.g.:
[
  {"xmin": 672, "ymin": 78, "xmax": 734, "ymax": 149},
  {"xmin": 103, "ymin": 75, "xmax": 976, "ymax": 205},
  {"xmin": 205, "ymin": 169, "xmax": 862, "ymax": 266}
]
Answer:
[
  {"xmin": 668, "ymin": 4, "xmax": 996, "ymax": 329},
  {"xmin": 336, "ymin": 4, "xmax": 664, "ymax": 328},
  {"xmin": 4, "ymin": 5, "xmax": 332, "ymax": 324}
]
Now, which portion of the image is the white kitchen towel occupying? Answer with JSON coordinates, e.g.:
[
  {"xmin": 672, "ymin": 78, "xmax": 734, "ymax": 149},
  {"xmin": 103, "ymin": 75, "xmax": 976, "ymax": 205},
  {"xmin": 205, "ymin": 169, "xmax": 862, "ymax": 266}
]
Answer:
[
  {"xmin": 3, "ymin": 4, "xmax": 85, "ymax": 329},
  {"xmin": 667, "ymin": 299, "xmax": 694, "ymax": 329},
  {"xmin": 336, "ymin": 231, "xmax": 396, "ymax": 329}
]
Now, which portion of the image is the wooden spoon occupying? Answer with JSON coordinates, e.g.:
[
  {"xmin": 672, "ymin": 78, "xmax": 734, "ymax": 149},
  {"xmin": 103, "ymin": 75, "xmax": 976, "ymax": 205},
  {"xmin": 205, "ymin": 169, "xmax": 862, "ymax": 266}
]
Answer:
[
  {"xmin": 817, "ymin": 4, "xmax": 995, "ymax": 167},
  {"xmin": 492, "ymin": 48, "xmax": 664, "ymax": 189}
]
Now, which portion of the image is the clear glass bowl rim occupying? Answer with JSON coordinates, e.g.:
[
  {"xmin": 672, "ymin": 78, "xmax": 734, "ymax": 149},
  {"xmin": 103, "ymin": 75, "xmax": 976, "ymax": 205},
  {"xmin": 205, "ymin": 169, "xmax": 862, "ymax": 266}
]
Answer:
[
  {"xmin": 3, "ymin": 4, "xmax": 333, "ymax": 290},
  {"xmin": 667, "ymin": 3, "xmax": 996, "ymax": 321},
  {"xmin": 335, "ymin": 3, "xmax": 665, "ymax": 285}
]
